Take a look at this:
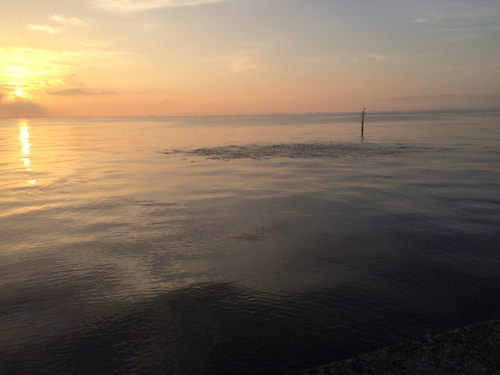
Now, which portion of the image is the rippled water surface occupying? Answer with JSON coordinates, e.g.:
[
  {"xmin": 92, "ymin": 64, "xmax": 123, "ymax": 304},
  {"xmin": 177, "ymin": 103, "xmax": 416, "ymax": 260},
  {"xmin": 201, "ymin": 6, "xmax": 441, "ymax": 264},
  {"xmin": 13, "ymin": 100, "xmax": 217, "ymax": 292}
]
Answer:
[{"xmin": 1, "ymin": 110, "xmax": 500, "ymax": 374}]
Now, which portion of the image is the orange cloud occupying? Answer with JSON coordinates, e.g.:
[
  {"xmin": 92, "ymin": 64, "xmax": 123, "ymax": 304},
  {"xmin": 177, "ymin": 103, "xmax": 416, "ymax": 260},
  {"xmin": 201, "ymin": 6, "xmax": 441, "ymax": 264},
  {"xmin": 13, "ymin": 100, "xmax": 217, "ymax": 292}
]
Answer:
[
  {"xmin": 28, "ymin": 25, "xmax": 59, "ymax": 33},
  {"xmin": 50, "ymin": 15, "xmax": 93, "ymax": 27},
  {"xmin": 47, "ymin": 88, "xmax": 115, "ymax": 95}
]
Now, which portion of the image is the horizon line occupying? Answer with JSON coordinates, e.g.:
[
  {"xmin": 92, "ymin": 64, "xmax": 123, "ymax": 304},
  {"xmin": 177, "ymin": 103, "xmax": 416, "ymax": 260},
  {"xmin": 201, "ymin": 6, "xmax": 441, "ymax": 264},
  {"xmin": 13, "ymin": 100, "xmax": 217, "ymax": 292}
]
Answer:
[{"xmin": 1, "ymin": 107, "xmax": 500, "ymax": 120}]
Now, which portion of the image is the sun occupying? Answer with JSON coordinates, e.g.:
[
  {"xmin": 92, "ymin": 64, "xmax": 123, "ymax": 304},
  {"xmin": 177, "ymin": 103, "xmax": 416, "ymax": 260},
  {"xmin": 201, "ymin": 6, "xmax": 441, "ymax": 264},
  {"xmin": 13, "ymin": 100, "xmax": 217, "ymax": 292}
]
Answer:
[{"xmin": 15, "ymin": 89, "xmax": 24, "ymax": 97}]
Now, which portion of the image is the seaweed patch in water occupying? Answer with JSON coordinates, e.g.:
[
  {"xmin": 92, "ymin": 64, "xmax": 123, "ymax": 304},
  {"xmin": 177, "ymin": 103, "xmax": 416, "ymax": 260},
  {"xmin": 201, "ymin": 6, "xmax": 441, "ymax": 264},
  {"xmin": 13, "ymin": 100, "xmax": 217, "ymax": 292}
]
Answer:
[{"xmin": 161, "ymin": 142, "xmax": 427, "ymax": 161}]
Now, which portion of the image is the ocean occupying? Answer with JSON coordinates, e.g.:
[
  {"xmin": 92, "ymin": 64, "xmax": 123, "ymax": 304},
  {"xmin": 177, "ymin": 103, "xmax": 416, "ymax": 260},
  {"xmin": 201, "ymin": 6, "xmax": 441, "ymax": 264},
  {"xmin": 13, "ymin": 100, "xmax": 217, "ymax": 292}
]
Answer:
[{"xmin": 1, "ymin": 110, "xmax": 499, "ymax": 374}]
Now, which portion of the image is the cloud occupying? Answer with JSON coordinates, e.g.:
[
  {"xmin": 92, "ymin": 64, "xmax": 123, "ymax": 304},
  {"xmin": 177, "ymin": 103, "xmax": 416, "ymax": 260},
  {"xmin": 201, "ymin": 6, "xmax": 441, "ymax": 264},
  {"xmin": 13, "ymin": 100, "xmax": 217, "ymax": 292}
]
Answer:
[
  {"xmin": 47, "ymin": 88, "xmax": 115, "ymax": 95},
  {"xmin": 413, "ymin": 14, "xmax": 444, "ymax": 24},
  {"xmin": 62, "ymin": 74, "xmax": 88, "ymax": 88},
  {"xmin": 50, "ymin": 15, "xmax": 93, "ymax": 27},
  {"xmin": 29, "ymin": 25, "xmax": 59, "ymax": 33},
  {"xmin": 1, "ymin": 46, "xmax": 142, "ymax": 79},
  {"xmin": 92, "ymin": 0, "xmax": 232, "ymax": 14},
  {"xmin": 45, "ymin": 74, "xmax": 114, "ymax": 95},
  {"xmin": 413, "ymin": 5, "xmax": 500, "ymax": 44},
  {"xmin": 368, "ymin": 54, "xmax": 390, "ymax": 62},
  {"xmin": 0, "ymin": 83, "xmax": 18, "ymax": 91},
  {"xmin": 445, "ymin": 35, "xmax": 479, "ymax": 42},
  {"xmin": 0, "ymin": 83, "xmax": 33, "ymax": 100},
  {"xmin": 414, "ymin": 5, "xmax": 500, "ymax": 28},
  {"xmin": 212, "ymin": 50, "xmax": 259, "ymax": 75},
  {"xmin": 48, "ymin": 88, "xmax": 87, "ymax": 95},
  {"xmin": 414, "ymin": 18, "xmax": 432, "ymax": 24},
  {"xmin": 0, "ymin": 100, "xmax": 44, "ymax": 116}
]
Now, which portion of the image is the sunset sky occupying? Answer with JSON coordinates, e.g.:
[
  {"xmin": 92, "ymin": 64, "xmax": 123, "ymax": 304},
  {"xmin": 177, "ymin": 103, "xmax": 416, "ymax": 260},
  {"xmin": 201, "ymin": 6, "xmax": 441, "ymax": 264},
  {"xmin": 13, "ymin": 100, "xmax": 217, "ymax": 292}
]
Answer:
[{"xmin": 1, "ymin": 0, "xmax": 499, "ymax": 117}]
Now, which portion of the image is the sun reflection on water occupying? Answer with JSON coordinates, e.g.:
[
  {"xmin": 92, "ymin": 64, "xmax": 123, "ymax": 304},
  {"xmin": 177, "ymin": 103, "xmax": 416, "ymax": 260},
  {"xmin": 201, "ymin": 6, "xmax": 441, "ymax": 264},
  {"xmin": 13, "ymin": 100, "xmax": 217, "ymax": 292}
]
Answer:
[{"xmin": 19, "ymin": 122, "xmax": 34, "ymax": 182}]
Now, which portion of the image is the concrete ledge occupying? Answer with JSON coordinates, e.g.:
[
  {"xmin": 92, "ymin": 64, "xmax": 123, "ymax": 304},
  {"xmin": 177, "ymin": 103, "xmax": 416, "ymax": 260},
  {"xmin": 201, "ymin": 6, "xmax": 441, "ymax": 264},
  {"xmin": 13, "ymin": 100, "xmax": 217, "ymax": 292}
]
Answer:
[{"xmin": 291, "ymin": 318, "xmax": 500, "ymax": 375}]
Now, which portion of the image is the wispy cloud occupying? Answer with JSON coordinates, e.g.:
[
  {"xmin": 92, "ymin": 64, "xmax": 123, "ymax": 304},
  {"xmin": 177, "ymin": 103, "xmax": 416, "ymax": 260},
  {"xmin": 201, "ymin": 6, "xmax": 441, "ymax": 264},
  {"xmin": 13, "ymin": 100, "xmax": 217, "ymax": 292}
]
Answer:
[
  {"xmin": 414, "ymin": 5, "xmax": 500, "ymax": 28},
  {"xmin": 50, "ymin": 15, "xmax": 93, "ymax": 27},
  {"xmin": 413, "ymin": 5, "xmax": 500, "ymax": 43},
  {"xmin": 414, "ymin": 15, "xmax": 443, "ymax": 24},
  {"xmin": 46, "ymin": 74, "xmax": 114, "ymax": 96},
  {"xmin": 0, "ymin": 82, "xmax": 26, "ymax": 95},
  {"xmin": 47, "ymin": 88, "xmax": 115, "ymax": 95},
  {"xmin": 368, "ymin": 54, "xmax": 390, "ymax": 62},
  {"xmin": 1, "ymin": 47, "xmax": 141, "ymax": 77},
  {"xmin": 29, "ymin": 25, "xmax": 59, "ymax": 34},
  {"xmin": 211, "ymin": 50, "xmax": 259, "ymax": 75},
  {"xmin": 92, "ymin": 0, "xmax": 233, "ymax": 14},
  {"xmin": 62, "ymin": 74, "xmax": 88, "ymax": 88},
  {"xmin": 445, "ymin": 34, "xmax": 480, "ymax": 43}
]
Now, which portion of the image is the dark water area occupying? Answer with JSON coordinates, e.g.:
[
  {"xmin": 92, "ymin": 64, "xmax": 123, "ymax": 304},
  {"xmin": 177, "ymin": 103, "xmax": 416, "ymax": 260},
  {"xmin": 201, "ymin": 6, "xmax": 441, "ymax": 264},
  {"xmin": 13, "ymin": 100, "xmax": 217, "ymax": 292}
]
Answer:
[{"xmin": 1, "ymin": 110, "xmax": 500, "ymax": 374}]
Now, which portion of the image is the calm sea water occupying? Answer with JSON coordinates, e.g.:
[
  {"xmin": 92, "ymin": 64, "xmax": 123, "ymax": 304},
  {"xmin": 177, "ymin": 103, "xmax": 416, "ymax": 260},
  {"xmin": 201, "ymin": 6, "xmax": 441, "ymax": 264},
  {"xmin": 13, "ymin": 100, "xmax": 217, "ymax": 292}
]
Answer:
[{"xmin": 1, "ymin": 110, "xmax": 499, "ymax": 374}]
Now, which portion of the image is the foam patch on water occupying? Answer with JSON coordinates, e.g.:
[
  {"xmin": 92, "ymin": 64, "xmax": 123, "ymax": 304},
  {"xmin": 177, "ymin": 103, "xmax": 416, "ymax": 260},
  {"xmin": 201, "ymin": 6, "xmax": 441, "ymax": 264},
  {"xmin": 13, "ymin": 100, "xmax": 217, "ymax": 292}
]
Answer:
[{"xmin": 162, "ymin": 142, "xmax": 426, "ymax": 161}]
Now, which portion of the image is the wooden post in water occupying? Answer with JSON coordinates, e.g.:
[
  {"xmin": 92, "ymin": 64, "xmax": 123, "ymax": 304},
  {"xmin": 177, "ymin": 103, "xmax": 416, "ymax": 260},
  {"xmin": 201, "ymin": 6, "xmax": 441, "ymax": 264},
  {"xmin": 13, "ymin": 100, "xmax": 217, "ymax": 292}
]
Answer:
[{"xmin": 361, "ymin": 108, "xmax": 366, "ymax": 135}]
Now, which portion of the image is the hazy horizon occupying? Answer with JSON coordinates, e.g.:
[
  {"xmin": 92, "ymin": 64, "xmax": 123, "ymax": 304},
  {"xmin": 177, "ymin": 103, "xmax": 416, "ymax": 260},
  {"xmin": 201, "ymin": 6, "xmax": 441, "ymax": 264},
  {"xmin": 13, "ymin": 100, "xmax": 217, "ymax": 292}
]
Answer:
[
  {"xmin": 1, "ymin": 107, "xmax": 500, "ymax": 120},
  {"xmin": 1, "ymin": 0, "xmax": 499, "ymax": 118}
]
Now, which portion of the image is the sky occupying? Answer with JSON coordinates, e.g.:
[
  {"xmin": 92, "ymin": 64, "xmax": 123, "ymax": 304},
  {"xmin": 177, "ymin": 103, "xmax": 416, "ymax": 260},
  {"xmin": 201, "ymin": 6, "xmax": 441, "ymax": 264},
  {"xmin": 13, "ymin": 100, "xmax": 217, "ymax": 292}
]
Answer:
[{"xmin": 0, "ymin": 0, "xmax": 499, "ymax": 117}]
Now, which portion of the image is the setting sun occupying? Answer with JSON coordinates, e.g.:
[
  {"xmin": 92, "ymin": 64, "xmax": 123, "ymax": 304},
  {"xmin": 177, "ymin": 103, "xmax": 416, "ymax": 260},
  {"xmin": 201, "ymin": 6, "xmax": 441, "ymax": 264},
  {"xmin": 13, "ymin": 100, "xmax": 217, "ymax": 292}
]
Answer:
[{"xmin": 15, "ymin": 89, "xmax": 23, "ymax": 96}]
